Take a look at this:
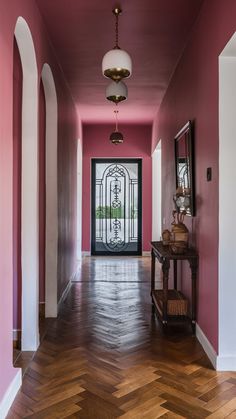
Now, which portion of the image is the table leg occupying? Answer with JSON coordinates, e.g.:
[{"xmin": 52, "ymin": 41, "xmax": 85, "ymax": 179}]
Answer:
[
  {"xmin": 189, "ymin": 258, "xmax": 198, "ymax": 334},
  {"xmin": 151, "ymin": 249, "xmax": 155, "ymax": 295},
  {"xmin": 162, "ymin": 259, "xmax": 170, "ymax": 323}
]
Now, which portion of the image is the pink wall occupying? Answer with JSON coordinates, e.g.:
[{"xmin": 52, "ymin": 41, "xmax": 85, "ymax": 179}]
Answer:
[
  {"xmin": 57, "ymin": 97, "xmax": 78, "ymax": 298},
  {"xmin": 0, "ymin": 0, "xmax": 79, "ymax": 402},
  {"xmin": 152, "ymin": 0, "xmax": 236, "ymax": 353},
  {"xmin": 82, "ymin": 124, "xmax": 152, "ymax": 252}
]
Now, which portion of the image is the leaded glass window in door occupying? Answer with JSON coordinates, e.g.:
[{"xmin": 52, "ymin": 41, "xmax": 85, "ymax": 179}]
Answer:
[{"xmin": 91, "ymin": 159, "xmax": 142, "ymax": 255}]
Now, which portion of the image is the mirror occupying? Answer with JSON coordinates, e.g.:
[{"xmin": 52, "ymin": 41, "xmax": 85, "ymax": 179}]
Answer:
[{"xmin": 174, "ymin": 120, "xmax": 195, "ymax": 216}]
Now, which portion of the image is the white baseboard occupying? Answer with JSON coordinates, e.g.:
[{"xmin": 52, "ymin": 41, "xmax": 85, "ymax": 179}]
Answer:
[
  {"xmin": 142, "ymin": 251, "xmax": 151, "ymax": 256},
  {"xmin": 216, "ymin": 355, "xmax": 236, "ymax": 371},
  {"xmin": 196, "ymin": 323, "xmax": 217, "ymax": 369},
  {"xmin": 58, "ymin": 279, "xmax": 72, "ymax": 308},
  {"xmin": 0, "ymin": 370, "xmax": 22, "ymax": 418},
  {"xmin": 196, "ymin": 323, "xmax": 236, "ymax": 371}
]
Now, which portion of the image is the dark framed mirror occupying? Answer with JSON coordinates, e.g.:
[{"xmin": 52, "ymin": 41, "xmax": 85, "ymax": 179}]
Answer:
[{"xmin": 174, "ymin": 120, "xmax": 195, "ymax": 216}]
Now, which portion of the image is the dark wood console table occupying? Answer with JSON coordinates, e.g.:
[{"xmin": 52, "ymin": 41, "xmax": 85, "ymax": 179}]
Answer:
[{"xmin": 151, "ymin": 241, "xmax": 198, "ymax": 333}]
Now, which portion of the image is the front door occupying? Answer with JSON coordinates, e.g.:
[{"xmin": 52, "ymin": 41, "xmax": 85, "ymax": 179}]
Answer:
[{"xmin": 91, "ymin": 159, "xmax": 142, "ymax": 255}]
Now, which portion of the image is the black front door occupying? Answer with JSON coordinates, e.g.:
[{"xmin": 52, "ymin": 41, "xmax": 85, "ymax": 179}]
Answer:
[{"xmin": 91, "ymin": 159, "xmax": 142, "ymax": 255}]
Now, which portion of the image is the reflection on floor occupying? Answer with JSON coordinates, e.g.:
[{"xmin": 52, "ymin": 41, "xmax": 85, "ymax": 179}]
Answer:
[
  {"xmin": 13, "ymin": 316, "xmax": 52, "ymax": 376},
  {"xmin": 8, "ymin": 256, "xmax": 236, "ymax": 418},
  {"xmin": 94, "ymin": 242, "xmax": 139, "ymax": 253},
  {"xmin": 13, "ymin": 349, "xmax": 34, "ymax": 376}
]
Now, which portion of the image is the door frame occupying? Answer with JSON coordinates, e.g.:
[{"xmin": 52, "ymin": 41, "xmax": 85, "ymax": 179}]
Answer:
[{"xmin": 91, "ymin": 158, "xmax": 142, "ymax": 256}]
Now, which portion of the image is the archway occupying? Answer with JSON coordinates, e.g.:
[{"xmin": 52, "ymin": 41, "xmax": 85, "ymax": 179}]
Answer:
[
  {"xmin": 13, "ymin": 38, "xmax": 22, "ymax": 350},
  {"xmin": 38, "ymin": 79, "xmax": 46, "ymax": 321},
  {"xmin": 14, "ymin": 17, "xmax": 39, "ymax": 351},
  {"xmin": 219, "ymin": 33, "xmax": 236, "ymax": 370},
  {"xmin": 41, "ymin": 64, "xmax": 58, "ymax": 317}
]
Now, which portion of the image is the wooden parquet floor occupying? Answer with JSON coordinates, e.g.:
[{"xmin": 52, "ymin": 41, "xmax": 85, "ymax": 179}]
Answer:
[{"xmin": 8, "ymin": 256, "xmax": 236, "ymax": 418}]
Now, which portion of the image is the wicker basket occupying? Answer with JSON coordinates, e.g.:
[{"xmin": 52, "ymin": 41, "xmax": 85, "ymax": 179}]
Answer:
[{"xmin": 153, "ymin": 289, "xmax": 188, "ymax": 316}]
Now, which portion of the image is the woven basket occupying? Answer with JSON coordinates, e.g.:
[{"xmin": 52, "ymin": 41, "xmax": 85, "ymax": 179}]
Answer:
[{"xmin": 153, "ymin": 289, "xmax": 188, "ymax": 316}]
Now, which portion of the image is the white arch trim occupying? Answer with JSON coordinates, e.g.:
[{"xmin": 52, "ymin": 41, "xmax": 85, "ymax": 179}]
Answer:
[
  {"xmin": 218, "ymin": 33, "xmax": 236, "ymax": 370},
  {"xmin": 14, "ymin": 17, "xmax": 39, "ymax": 350},
  {"xmin": 152, "ymin": 140, "xmax": 162, "ymax": 241},
  {"xmin": 77, "ymin": 139, "xmax": 82, "ymax": 261},
  {"xmin": 41, "ymin": 64, "xmax": 58, "ymax": 317}
]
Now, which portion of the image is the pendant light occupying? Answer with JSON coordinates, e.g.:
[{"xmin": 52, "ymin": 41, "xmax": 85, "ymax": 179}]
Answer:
[
  {"xmin": 106, "ymin": 80, "xmax": 128, "ymax": 104},
  {"xmin": 102, "ymin": 8, "xmax": 132, "ymax": 83},
  {"xmin": 110, "ymin": 110, "xmax": 124, "ymax": 144}
]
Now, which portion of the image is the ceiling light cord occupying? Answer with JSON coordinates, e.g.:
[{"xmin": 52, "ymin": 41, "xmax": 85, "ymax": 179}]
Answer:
[
  {"xmin": 115, "ymin": 12, "xmax": 119, "ymax": 49},
  {"xmin": 114, "ymin": 110, "xmax": 118, "ymax": 131},
  {"xmin": 110, "ymin": 110, "xmax": 123, "ymax": 144}
]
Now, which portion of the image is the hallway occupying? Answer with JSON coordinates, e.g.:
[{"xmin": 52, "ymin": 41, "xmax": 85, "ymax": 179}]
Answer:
[{"xmin": 7, "ymin": 257, "xmax": 236, "ymax": 418}]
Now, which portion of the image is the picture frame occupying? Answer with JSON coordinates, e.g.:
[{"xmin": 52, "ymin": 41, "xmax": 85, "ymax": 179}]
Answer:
[{"xmin": 174, "ymin": 120, "xmax": 195, "ymax": 216}]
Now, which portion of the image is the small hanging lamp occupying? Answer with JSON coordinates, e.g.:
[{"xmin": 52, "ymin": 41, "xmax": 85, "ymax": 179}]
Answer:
[
  {"xmin": 102, "ymin": 8, "xmax": 132, "ymax": 83},
  {"xmin": 106, "ymin": 80, "xmax": 128, "ymax": 104},
  {"xmin": 110, "ymin": 110, "xmax": 124, "ymax": 144}
]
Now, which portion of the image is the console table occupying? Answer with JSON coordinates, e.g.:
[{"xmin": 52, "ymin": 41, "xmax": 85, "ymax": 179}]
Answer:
[{"xmin": 150, "ymin": 241, "xmax": 198, "ymax": 333}]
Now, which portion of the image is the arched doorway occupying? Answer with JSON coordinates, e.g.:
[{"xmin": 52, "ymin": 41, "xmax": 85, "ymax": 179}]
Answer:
[
  {"xmin": 41, "ymin": 64, "xmax": 58, "ymax": 318},
  {"xmin": 38, "ymin": 80, "xmax": 46, "ymax": 322},
  {"xmin": 13, "ymin": 38, "xmax": 22, "ymax": 350},
  {"xmin": 14, "ymin": 17, "xmax": 39, "ymax": 351}
]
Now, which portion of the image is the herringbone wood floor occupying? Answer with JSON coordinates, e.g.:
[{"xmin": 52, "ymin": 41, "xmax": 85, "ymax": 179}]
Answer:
[{"xmin": 8, "ymin": 257, "xmax": 236, "ymax": 418}]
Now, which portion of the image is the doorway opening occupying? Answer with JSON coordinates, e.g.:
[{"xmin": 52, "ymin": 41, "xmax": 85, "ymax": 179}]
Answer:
[
  {"xmin": 13, "ymin": 37, "xmax": 22, "ymax": 350},
  {"xmin": 77, "ymin": 139, "xmax": 83, "ymax": 261},
  {"xmin": 91, "ymin": 159, "xmax": 142, "ymax": 255},
  {"xmin": 14, "ymin": 17, "xmax": 39, "ymax": 351},
  {"xmin": 218, "ymin": 33, "xmax": 236, "ymax": 370},
  {"xmin": 38, "ymin": 79, "xmax": 46, "ymax": 322},
  {"xmin": 41, "ymin": 63, "xmax": 58, "ymax": 318},
  {"xmin": 152, "ymin": 141, "xmax": 162, "ymax": 241}
]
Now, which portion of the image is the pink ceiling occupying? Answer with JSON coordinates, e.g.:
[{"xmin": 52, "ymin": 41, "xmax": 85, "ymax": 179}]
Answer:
[{"xmin": 36, "ymin": 0, "xmax": 203, "ymax": 124}]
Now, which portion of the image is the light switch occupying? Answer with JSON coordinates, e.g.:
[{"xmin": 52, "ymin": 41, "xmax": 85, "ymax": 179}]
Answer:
[{"xmin": 207, "ymin": 167, "xmax": 212, "ymax": 181}]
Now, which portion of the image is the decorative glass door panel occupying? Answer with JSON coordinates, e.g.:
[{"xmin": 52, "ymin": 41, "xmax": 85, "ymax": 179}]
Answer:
[{"xmin": 91, "ymin": 159, "xmax": 142, "ymax": 255}]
